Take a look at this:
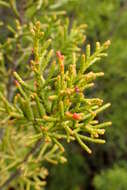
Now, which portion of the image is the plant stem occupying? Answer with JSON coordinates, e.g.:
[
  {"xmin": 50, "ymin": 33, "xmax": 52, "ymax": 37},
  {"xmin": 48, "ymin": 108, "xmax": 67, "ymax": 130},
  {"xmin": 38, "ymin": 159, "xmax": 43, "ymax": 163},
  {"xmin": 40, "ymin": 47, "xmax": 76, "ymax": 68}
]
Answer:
[{"xmin": 0, "ymin": 138, "xmax": 43, "ymax": 190}]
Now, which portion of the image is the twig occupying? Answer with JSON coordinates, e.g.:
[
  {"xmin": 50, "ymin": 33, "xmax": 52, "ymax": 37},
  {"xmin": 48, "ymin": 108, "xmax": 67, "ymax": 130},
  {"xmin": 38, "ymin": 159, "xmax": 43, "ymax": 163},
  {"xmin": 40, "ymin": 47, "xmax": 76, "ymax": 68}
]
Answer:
[{"xmin": 0, "ymin": 138, "xmax": 43, "ymax": 190}]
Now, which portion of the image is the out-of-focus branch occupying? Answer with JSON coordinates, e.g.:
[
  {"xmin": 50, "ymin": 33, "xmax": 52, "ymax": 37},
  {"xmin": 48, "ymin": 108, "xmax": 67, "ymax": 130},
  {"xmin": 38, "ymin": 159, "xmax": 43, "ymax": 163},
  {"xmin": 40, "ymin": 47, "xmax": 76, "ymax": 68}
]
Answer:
[
  {"xmin": 0, "ymin": 138, "xmax": 43, "ymax": 190},
  {"xmin": 7, "ymin": 0, "xmax": 27, "ymax": 101}
]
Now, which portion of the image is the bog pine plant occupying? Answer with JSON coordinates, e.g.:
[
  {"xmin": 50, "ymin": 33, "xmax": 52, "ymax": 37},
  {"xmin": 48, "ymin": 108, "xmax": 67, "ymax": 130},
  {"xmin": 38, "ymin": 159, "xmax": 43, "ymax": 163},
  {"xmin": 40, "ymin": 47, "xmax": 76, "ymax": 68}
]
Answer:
[{"xmin": 0, "ymin": 1, "xmax": 111, "ymax": 190}]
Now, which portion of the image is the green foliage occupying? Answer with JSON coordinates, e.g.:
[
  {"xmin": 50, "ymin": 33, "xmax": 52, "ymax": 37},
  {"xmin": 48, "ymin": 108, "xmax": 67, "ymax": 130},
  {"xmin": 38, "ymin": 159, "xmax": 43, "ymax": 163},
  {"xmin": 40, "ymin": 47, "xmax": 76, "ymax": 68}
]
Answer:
[
  {"xmin": 93, "ymin": 164, "xmax": 127, "ymax": 190},
  {"xmin": 0, "ymin": 21, "xmax": 110, "ymax": 189},
  {"xmin": 58, "ymin": 1, "xmax": 127, "ymax": 189},
  {"xmin": 64, "ymin": 0, "xmax": 127, "ymax": 158},
  {"xmin": 0, "ymin": 1, "xmax": 111, "ymax": 189},
  {"xmin": 0, "ymin": 1, "xmax": 86, "ymax": 101}
]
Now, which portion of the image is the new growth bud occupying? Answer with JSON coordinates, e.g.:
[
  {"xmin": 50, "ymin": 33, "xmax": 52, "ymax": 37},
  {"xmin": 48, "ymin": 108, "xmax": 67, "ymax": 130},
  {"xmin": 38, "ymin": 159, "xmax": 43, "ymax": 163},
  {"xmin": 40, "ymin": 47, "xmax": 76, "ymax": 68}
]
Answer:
[
  {"xmin": 72, "ymin": 113, "xmax": 82, "ymax": 120},
  {"xmin": 56, "ymin": 51, "xmax": 64, "ymax": 61},
  {"xmin": 104, "ymin": 40, "xmax": 111, "ymax": 48},
  {"xmin": 14, "ymin": 80, "xmax": 19, "ymax": 87}
]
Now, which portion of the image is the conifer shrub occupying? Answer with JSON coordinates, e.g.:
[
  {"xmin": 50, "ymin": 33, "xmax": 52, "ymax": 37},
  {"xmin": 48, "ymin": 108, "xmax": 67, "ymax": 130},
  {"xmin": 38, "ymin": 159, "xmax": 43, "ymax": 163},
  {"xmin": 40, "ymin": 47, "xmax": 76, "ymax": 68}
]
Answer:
[{"xmin": 0, "ymin": 1, "xmax": 111, "ymax": 189}]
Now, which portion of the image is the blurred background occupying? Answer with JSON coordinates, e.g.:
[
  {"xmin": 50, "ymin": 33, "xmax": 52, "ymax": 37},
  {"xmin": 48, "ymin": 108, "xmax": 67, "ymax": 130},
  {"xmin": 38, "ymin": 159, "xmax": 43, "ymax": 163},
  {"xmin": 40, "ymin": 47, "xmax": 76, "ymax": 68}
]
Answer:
[{"xmin": 0, "ymin": 0, "xmax": 127, "ymax": 189}]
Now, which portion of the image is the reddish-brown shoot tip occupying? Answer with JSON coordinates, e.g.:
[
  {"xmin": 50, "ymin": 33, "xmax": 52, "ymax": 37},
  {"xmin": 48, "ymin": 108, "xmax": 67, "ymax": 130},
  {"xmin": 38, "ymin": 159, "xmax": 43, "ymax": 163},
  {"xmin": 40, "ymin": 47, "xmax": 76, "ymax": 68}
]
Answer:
[
  {"xmin": 72, "ymin": 113, "xmax": 81, "ymax": 120},
  {"xmin": 14, "ymin": 80, "xmax": 19, "ymax": 87},
  {"xmin": 75, "ymin": 86, "xmax": 80, "ymax": 93},
  {"xmin": 56, "ymin": 51, "xmax": 64, "ymax": 61}
]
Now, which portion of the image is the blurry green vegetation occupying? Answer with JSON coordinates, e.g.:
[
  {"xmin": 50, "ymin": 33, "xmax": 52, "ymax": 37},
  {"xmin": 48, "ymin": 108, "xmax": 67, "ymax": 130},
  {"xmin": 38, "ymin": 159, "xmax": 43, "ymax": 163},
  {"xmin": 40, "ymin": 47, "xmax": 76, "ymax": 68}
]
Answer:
[{"xmin": 93, "ymin": 163, "xmax": 127, "ymax": 190}]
